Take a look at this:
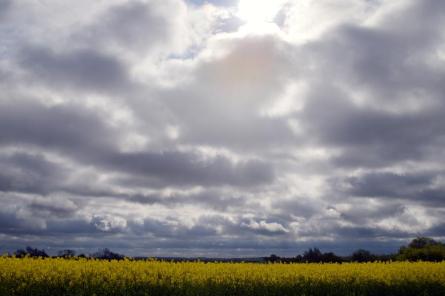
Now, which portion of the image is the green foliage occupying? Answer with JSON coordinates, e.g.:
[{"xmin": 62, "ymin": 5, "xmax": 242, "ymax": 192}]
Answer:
[
  {"xmin": 409, "ymin": 237, "xmax": 441, "ymax": 249},
  {"xmin": 397, "ymin": 237, "xmax": 445, "ymax": 262}
]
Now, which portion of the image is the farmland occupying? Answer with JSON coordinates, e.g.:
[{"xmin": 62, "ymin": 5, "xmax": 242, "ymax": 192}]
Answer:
[{"xmin": 0, "ymin": 258, "xmax": 444, "ymax": 295}]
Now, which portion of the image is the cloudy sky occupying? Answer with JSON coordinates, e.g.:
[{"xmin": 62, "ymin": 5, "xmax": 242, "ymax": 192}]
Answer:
[{"xmin": 1, "ymin": 0, "xmax": 445, "ymax": 257}]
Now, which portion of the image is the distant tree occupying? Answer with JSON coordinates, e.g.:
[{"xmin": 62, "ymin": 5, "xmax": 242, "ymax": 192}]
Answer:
[
  {"xmin": 321, "ymin": 252, "xmax": 343, "ymax": 263},
  {"xmin": 294, "ymin": 254, "xmax": 303, "ymax": 263},
  {"xmin": 303, "ymin": 248, "xmax": 323, "ymax": 263},
  {"xmin": 92, "ymin": 248, "xmax": 124, "ymax": 260},
  {"xmin": 26, "ymin": 247, "xmax": 48, "ymax": 258},
  {"xmin": 58, "ymin": 249, "xmax": 76, "ymax": 258},
  {"xmin": 14, "ymin": 249, "xmax": 28, "ymax": 258},
  {"xmin": 15, "ymin": 247, "xmax": 48, "ymax": 258},
  {"xmin": 351, "ymin": 249, "xmax": 376, "ymax": 263},
  {"xmin": 265, "ymin": 254, "xmax": 281, "ymax": 263}
]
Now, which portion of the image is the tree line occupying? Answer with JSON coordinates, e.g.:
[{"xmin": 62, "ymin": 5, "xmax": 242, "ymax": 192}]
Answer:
[
  {"xmin": 265, "ymin": 237, "xmax": 445, "ymax": 263},
  {"xmin": 4, "ymin": 237, "xmax": 445, "ymax": 262},
  {"xmin": 11, "ymin": 247, "xmax": 124, "ymax": 260}
]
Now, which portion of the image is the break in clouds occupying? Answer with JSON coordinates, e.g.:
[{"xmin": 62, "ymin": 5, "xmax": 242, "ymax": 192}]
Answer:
[{"xmin": 1, "ymin": 0, "xmax": 445, "ymax": 256}]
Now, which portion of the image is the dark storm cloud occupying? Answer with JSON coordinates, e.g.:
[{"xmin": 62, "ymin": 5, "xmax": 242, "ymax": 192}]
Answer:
[
  {"xmin": 344, "ymin": 172, "xmax": 434, "ymax": 197},
  {"xmin": 302, "ymin": 91, "xmax": 445, "ymax": 165},
  {"xmin": 0, "ymin": 100, "xmax": 115, "ymax": 153},
  {"xmin": 335, "ymin": 171, "xmax": 445, "ymax": 206},
  {"xmin": 293, "ymin": 216, "xmax": 413, "ymax": 241},
  {"xmin": 126, "ymin": 189, "xmax": 248, "ymax": 210},
  {"xmin": 45, "ymin": 218, "xmax": 102, "ymax": 235},
  {"xmin": 338, "ymin": 202, "xmax": 406, "ymax": 225},
  {"xmin": 303, "ymin": 1, "xmax": 445, "ymax": 98},
  {"xmin": 0, "ymin": 152, "xmax": 64, "ymax": 195},
  {"xmin": 101, "ymin": 151, "xmax": 274, "ymax": 187},
  {"xmin": 18, "ymin": 47, "xmax": 130, "ymax": 92},
  {"xmin": 321, "ymin": 25, "xmax": 445, "ymax": 97},
  {"xmin": 273, "ymin": 198, "xmax": 321, "ymax": 219},
  {"xmin": 28, "ymin": 198, "xmax": 80, "ymax": 219},
  {"xmin": 299, "ymin": 50, "xmax": 445, "ymax": 168},
  {"xmin": 0, "ymin": 211, "xmax": 102, "ymax": 236},
  {"xmin": 88, "ymin": 149, "xmax": 275, "ymax": 188},
  {"xmin": 0, "ymin": 100, "xmax": 274, "ymax": 188},
  {"xmin": 50, "ymin": 219, "xmax": 100, "ymax": 236},
  {"xmin": 0, "ymin": 210, "xmax": 29, "ymax": 235},
  {"xmin": 296, "ymin": 0, "xmax": 445, "ymax": 168},
  {"xmin": 427, "ymin": 223, "xmax": 445, "ymax": 237},
  {"xmin": 332, "ymin": 225, "xmax": 412, "ymax": 240}
]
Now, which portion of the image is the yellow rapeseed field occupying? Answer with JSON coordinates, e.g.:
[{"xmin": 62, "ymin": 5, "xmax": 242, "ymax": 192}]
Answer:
[{"xmin": 0, "ymin": 257, "xmax": 444, "ymax": 295}]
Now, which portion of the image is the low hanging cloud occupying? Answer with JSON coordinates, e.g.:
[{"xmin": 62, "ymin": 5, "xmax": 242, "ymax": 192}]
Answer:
[{"xmin": 1, "ymin": 0, "xmax": 445, "ymax": 256}]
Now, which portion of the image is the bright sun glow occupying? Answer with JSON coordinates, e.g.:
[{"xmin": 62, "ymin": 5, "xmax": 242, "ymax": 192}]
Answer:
[{"xmin": 237, "ymin": 0, "xmax": 287, "ymax": 24}]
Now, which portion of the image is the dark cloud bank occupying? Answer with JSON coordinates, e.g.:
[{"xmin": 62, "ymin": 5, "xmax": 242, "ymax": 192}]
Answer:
[{"xmin": 0, "ymin": 0, "xmax": 445, "ymax": 256}]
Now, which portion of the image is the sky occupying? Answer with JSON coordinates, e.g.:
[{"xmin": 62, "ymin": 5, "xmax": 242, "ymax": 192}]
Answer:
[{"xmin": 1, "ymin": 0, "xmax": 445, "ymax": 257}]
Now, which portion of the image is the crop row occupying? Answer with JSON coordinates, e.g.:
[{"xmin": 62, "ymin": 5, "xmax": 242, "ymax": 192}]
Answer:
[{"xmin": 0, "ymin": 258, "xmax": 444, "ymax": 295}]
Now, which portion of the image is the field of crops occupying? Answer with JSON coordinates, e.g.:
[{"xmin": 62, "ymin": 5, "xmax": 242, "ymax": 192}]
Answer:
[{"xmin": 0, "ymin": 258, "xmax": 444, "ymax": 296}]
